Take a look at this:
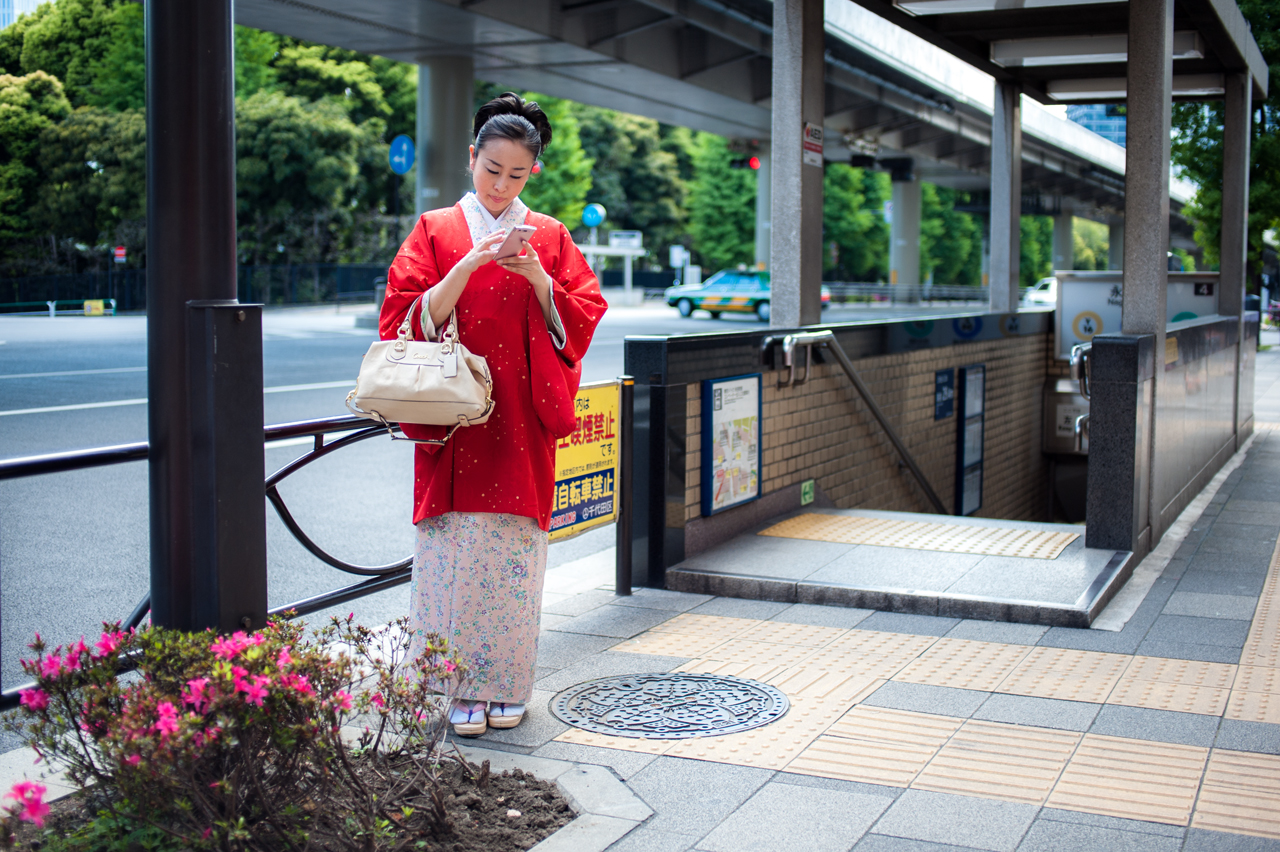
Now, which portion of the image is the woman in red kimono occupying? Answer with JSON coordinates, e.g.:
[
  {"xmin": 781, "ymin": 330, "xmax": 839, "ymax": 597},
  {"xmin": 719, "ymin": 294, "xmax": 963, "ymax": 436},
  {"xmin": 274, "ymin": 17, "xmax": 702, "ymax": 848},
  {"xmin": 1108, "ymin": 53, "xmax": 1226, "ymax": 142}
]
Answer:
[{"xmin": 380, "ymin": 93, "xmax": 606, "ymax": 736}]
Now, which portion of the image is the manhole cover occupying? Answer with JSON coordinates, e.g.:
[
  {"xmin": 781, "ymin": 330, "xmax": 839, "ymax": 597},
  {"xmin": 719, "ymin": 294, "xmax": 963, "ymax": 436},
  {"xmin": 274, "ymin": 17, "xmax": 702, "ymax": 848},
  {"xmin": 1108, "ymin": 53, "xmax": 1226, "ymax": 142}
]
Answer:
[{"xmin": 551, "ymin": 673, "xmax": 790, "ymax": 739}]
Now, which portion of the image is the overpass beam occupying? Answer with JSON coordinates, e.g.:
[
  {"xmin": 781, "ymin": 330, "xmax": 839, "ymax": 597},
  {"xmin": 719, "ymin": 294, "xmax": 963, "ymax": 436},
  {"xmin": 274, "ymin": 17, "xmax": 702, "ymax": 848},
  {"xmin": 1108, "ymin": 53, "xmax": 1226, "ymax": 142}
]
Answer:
[
  {"xmin": 770, "ymin": 0, "xmax": 824, "ymax": 327},
  {"xmin": 417, "ymin": 57, "xmax": 474, "ymax": 215},
  {"xmin": 755, "ymin": 144, "xmax": 771, "ymax": 268},
  {"xmin": 1109, "ymin": 220, "xmax": 1124, "ymax": 269},
  {"xmin": 989, "ymin": 82, "xmax": 1022, "ymax": 312},
  {"xmin": 890, "ymin": 174, "xmax": 922, "ymax": 286},
  {"xmin": 1052, "ymin": 214, "xmax": 1073, "ymax": 273}
]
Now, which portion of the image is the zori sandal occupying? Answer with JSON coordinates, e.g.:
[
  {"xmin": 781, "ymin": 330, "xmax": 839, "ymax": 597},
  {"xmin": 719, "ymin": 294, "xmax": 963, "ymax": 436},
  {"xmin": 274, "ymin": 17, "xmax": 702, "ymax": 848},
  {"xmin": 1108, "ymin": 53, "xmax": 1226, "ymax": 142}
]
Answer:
[
  {"xmin": 450, "ymin": 700, "xmax": 488, "ymax": 737},
  {"xmin": 487, "ymin": 702, "xmax": 525, "ymax": 729}
]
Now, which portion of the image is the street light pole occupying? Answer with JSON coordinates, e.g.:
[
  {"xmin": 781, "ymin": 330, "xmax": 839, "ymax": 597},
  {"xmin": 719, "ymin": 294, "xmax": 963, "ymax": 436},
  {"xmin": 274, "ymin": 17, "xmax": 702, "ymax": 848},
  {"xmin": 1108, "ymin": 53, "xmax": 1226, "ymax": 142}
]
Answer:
[{"xmin": 146, "ymin": 0, "xmax": 267, "ymax": 632}]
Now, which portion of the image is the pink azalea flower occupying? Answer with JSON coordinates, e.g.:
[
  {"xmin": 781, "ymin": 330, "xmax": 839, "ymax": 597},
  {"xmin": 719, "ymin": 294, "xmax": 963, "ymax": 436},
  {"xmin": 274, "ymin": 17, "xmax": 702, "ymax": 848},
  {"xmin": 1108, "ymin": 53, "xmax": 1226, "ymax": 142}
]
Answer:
[
  {"xmin": 243, "ymin": 680, "xmax": 268, "ymax": 707},
  {"xmin": 231, "ymin": 666, "xmax": 249, "ymax": 680},
  {"xmin": 202, "ymin": 828, "xmax": 212, "ymax": 840},
  {"xmin": 444, "ymin": 660, "xmax": 457, "ymax": 673},
  {"xmin": 39, "ymin": 655, "xmax": 62, "ymax": 679},
  {"xmin": 369, "ymin": 692, "xmax": 385, "ymax": 708},
  {"xmin": 209, "ymin": 636, "xmax": 244, "ymax": 660},
  {"xmin": 280, "ymin": 673, "xmax": 314, "ymax": 696},
  {"xmin": 62, "ymin": 652, "xmax": 81, "ymax": 673},
  {"xmin": 183, "ymin": 678, "xmax": 210, "ymax": 712},
  {"xmin": 276, "ymin": 646, "xmax": 293, "ymax": 668},
  {"xmin": 154, "ymin": 702, "xmax": 180, "ymax": 738},
  {"xmin": 95, "ymin": 631, "xmax": 123, "ymax": 658},
  {"xmin": 18, "ymin": 689, "xmax": 47, "ymax": 712},
  {"xmin": 332, "ymin": 690, "xmax": 353, "ymax": 712},
  {"xmin": 124, "ymin": 754, "xmax": 141, "ymax": 767},
  {"xmin": 6, "ymin": 781, "xmax": 48, "ymax": 828},
  {"xmin": 247, "ymin": 633, "xmax": 266, "ymax": 647}
]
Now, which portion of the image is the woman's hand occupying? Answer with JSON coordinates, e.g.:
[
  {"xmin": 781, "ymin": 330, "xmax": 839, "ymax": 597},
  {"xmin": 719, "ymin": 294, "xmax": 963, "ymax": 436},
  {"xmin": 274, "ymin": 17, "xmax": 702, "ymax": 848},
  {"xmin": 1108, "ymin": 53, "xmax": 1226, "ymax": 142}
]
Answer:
[
  {"xmin": 459, "ymin": 231, "xmax": 506, "ymax": 274},
  {"xmin": 498, "ymin": 243, "xmax": 556, "ymax": 325}
]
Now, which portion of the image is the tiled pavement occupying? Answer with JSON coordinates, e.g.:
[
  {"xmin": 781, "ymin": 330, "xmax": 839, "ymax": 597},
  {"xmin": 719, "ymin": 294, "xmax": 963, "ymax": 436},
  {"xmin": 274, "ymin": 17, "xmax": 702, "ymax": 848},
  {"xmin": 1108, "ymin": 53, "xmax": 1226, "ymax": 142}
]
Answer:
[{"xmin": 490, "ymin": 350, "xmax": 1280, "ymax": 851}]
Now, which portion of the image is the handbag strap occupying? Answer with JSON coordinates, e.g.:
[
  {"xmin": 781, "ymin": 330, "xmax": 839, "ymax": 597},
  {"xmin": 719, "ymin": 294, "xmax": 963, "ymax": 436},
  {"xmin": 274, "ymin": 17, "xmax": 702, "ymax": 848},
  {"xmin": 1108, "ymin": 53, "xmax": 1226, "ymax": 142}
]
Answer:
[{"xmin": 396, "ymin": 294, "xmax": 459, "ymax": 353}]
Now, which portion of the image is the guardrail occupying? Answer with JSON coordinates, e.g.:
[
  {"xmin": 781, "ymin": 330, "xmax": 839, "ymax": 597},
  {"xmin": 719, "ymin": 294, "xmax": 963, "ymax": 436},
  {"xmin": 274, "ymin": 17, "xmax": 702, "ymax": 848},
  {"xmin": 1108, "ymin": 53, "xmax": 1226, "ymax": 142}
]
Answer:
[
  {"xmin": 0, "ymin": 387, "xmax": 635, "ymax": 711},
  {"xmin": 0, "ymin": 299, "xmax": 117, "ymax": 317},
  {"xmin": 823, "ymin": 283, "xmax": 992, "ymax": 303}
]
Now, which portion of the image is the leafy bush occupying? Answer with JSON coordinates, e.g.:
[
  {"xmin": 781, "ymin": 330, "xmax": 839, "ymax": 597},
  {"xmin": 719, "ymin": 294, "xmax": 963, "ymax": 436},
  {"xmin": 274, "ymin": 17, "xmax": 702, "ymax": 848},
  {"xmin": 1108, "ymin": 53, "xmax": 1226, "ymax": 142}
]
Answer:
[{"xmin": 4, "ymin": 615, "xmax": 467, "ymax": 851}]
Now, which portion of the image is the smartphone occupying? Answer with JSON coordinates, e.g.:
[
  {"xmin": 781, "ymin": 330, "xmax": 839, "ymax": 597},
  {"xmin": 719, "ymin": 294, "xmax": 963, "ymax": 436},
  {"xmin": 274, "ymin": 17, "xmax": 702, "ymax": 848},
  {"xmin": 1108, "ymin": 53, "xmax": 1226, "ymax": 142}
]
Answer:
[{"xmin": 495, "ymin": 225, "xmax": 537, "ymax": 259}]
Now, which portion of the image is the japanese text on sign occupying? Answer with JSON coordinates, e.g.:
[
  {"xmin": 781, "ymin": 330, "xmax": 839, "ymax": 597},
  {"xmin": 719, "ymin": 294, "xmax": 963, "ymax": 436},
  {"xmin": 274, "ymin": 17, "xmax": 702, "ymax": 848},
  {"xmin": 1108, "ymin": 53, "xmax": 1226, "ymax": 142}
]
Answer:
[
  {"xmin": 701, "ymin": 374, "xmax": 762, "ymax": 515},
  {"xmin": 549, "ymin": 381, "xmax": 621, "ymax": 542}
]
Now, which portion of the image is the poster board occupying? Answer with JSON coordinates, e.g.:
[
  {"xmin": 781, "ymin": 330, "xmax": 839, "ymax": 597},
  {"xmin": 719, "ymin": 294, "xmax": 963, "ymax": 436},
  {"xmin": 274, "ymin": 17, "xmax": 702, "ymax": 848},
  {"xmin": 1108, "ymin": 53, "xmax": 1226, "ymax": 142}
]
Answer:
[
  {"xmin": 701, "ymin": 373, "xmax": 762, "ymax": 516},
  {"xmin": 549, "ymin": 380, "xmax": 620, "ymax": 542}
]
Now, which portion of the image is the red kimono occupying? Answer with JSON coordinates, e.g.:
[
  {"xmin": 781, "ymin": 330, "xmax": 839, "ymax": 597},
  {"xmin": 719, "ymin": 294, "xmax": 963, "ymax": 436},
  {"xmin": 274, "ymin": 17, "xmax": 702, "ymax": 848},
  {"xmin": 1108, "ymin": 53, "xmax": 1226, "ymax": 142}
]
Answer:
[{"xmin": 380, "ymin": 202, "xmax": 607, "ymax": 531}]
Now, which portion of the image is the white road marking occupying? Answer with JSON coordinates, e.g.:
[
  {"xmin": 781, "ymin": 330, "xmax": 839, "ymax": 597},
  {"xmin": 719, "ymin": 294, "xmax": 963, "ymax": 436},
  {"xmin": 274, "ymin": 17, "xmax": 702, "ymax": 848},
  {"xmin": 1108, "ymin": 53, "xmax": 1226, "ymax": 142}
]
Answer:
[
  {"xmin": 0, "ymin": 379, "xmax": 357, "ymax": 417},
  {"xmin": 0, "ymin": 366, "xmax": 147, "ymax": 380}
]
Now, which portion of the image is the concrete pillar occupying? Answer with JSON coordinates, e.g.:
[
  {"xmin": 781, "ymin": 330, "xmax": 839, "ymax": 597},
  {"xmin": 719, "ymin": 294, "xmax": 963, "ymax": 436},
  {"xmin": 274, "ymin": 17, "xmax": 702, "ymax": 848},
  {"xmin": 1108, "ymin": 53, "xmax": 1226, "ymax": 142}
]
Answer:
[
  {"xmin": 769, "ymin": 0, "xmax": 824, "ymax": 327},
  {"xmin": 1220, "ymin": 73, "xmax": 1251, "ymax": 319},
  {"xmin": 416, "ymin": 57, "xmax": 474, "ymax": 215},
  {"xmin": 755, "ymin": 144, "xmax": 771, "ymax": 268},
  {"xmin": 1120, "ymin": 0, "xmax": 1172, "ymax": 336},
  {"xmin": 890, "ymin": 178, "xmax": 922, "ymax": 286},
  {"xmin": 989, "ymin": 82, "xmax": 1022, "ymax": 312},
  {"xmin": 1108, "ymin": 220, "xmax": 1124, "ymax": 270},
  {"xmin": 1221, "ymin": 71, "xmax": 1252, "ymax": 441},
  {"xmin": 1052, "ymin": 214, "xmax": 1073, "ymax": 273}
]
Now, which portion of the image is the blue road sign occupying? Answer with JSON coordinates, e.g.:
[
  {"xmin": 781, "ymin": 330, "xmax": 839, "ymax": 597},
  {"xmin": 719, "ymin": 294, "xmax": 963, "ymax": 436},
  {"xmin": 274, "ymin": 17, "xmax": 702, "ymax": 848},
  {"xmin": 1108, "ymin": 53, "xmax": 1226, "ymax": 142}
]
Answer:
[
  {"xmin": 582, "ymin": 203, "xmax": 606, "ymax": 228},
  {"xmin": 389, "ymin": 135, "xmax": 415, "ymax": 175}
]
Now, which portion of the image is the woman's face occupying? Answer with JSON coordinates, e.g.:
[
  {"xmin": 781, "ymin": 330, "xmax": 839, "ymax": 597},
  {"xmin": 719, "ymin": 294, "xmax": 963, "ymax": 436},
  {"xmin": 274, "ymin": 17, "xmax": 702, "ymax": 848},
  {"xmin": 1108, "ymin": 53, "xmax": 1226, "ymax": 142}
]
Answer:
[{"xmin": 469, "ymin": 138, "xmax": 536, "ymax": 216}]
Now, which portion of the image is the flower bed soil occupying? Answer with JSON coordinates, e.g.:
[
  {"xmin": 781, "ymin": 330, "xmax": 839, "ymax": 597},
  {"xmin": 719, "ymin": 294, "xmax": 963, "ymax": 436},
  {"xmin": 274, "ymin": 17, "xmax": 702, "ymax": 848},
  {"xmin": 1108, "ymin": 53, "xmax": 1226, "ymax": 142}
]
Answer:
[{"xmin": 9, "ymin": 757, "xmax": 574, "ymax": 851}]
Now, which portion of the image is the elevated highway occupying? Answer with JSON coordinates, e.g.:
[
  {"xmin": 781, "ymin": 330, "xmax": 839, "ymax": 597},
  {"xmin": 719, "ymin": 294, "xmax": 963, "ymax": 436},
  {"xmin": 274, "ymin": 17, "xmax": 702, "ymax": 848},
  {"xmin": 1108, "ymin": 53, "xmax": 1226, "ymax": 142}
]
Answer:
[{"xmin": 238, "ymin": 0, "xmax": 1192, "ymax": 234}]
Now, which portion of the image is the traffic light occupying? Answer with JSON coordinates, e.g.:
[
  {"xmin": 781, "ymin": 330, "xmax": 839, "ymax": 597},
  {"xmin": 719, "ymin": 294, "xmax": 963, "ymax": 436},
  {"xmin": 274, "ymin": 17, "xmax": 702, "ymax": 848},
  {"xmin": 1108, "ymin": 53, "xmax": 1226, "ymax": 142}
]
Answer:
[{"xmin": 729, "ymin": 156, "xmax": 761, "ymax": 170}]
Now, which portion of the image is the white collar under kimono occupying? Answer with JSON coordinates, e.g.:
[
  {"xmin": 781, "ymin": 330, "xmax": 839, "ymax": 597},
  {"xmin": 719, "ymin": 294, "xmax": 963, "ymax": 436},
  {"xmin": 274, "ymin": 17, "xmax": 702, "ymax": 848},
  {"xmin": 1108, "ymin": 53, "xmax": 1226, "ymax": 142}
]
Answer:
[
  {"xmin": 460, "ymin": 191, "xmax": 529, "ymax": 244},
  {"xmin": 420, "ymin": 192, "xmax": 565, "ymax": 348}
]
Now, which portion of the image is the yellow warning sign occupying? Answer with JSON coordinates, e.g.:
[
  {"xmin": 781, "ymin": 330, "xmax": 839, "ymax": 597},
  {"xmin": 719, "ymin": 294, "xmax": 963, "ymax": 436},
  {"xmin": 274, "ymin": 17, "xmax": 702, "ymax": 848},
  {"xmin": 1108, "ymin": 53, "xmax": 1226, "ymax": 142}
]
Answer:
[{"xmin": 549, "ymin": 380, "xmax": 620, "ymax": 542}]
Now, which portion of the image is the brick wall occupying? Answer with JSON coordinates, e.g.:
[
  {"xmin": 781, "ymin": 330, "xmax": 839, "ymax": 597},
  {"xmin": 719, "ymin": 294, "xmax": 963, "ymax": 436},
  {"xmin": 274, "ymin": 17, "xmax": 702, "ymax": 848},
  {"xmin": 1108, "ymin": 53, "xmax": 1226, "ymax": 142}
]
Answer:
[{"xmin": 683, "ymin": 332, "xmax": 1055, "ymax": 545}]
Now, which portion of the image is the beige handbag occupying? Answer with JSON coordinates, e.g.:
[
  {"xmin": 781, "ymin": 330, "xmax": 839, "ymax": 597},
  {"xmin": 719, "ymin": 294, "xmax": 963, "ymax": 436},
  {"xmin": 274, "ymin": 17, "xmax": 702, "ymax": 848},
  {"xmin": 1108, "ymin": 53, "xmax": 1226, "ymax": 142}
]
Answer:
[{"xmin": 345, "ymin": 296, "xmax": 494, "ymax": 444}]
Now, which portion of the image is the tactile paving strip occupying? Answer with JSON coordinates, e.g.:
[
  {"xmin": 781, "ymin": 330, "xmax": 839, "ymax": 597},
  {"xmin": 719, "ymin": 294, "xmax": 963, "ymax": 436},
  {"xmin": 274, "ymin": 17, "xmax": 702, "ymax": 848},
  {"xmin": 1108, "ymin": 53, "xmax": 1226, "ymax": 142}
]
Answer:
[
  {"xmin": 553, "ymin": 727, "xmax": 674, "ymax": 754},
  {"xmin": 758, "ymin": 513, "xmax": 1079, "ymax": 560},
  {"xmin": 1225, "ymin": 690, "xmax": 1280, "ymax": 724},
  {"xmin": 912, "ymin": 720, "xmax": 1081, "ymax": 805},
  {"xmin": 649, "ymin": 613, "xmax": 762, "ymax": 637},
  {"xmin": 738, "ymin": 621, "xmax": 849, "ymax": 648},
  {"xmin": 1238, "ymin": 543, "xmax": 1280, "ymax": 668},
  {"xmin": 788, "ymin": 706, "xmax": 964, "ymax": 787},
  {"xmin": 1045, "ymin": 734, "xmax": 1209, "ymax": 825},
  {"xmin": 663, "ymin": 697, "xmax": 857, "ymax": 770},
  {"xmin": 1108, "ymin": 657, "xmax": 1237, "ymax": 716},
  {"xmin": 894, "ymin": 639, "xmax": 1033, "ymax": 692},
  {"xmin": 701, "ymin": 638, "xmax": 816, "ymax": 666},
  {"xmin": 996, "ymin": 647, "xmax": 1131, "ymax": 704},
  {"xmin": 611, "ymin": 630, "xmax": 730, "ymax": 658},
  {"xmin": 1193, "ymin": 750, "xmax": 1280, "ymax": 839}
]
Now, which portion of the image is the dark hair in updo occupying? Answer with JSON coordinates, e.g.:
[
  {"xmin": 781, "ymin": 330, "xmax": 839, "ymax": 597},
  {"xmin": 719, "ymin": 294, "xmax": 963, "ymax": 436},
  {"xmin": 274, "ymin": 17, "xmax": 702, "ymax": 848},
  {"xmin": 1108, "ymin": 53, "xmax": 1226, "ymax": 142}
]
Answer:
[{"xmin": 472, "ymin": 92, "xmax": 552, "ymax": 162}]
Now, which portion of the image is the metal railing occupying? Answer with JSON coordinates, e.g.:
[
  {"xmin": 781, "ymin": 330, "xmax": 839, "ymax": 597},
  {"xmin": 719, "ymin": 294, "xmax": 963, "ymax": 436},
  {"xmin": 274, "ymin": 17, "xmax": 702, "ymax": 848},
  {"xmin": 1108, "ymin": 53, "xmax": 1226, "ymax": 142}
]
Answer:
[
  {"xmin": 762, "ymin": 329, "xmax": 948, "ymax": 514},
  {"xmin": 0, "ymin": 415, "xmax": 413, "ymax": 710},
  {"xmin": 0, "ymin": 384, "xmax": 637, "ymax": 711},
  {"xmin": 823, "ymin": 283, "xmax": 991, "ymax": 304}
]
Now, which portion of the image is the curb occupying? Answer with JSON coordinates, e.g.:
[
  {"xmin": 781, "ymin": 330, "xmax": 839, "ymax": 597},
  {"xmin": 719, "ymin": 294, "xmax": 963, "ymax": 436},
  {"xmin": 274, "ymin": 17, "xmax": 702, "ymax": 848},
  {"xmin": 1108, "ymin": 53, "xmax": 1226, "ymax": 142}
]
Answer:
[{"xmin": 456, "ymin": 744, "xmax": 651, "ymax": 852}]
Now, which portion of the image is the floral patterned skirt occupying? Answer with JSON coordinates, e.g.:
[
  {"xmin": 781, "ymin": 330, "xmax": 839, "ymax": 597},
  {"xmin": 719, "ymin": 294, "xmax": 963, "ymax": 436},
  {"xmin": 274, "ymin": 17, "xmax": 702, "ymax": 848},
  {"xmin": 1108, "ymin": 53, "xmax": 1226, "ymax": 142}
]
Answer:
[{"xmin": 409, "ymin": 512, "xmax": 547, "ymax": 703}]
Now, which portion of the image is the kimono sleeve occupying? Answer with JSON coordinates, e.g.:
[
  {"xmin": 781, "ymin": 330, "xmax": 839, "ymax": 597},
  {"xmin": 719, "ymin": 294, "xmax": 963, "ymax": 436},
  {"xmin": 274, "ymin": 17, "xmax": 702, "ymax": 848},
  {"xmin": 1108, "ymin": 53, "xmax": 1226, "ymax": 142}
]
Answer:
[
  {"xmin": 379, "ymin": 214, "xmax": 441, "ymax": 342},
  {"xmin": 549, "ymin": 223, "xmax": 607, "ymax": 363},
  {"xmin": 526, "ymin": 222, "xmax": 608, "ymax": 438}
]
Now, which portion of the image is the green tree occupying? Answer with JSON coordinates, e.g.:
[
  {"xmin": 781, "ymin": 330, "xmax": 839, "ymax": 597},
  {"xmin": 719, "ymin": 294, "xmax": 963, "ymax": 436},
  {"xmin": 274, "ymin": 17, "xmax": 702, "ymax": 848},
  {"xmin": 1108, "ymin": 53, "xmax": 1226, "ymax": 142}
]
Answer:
[
  {"xmin": 1020, "ymin": 215, "xmax": 1054, "ymax": 287},
  {"xmin": 82, "ymin": 0, "xmax": 142, "ymax": 111},
  {"xmin": 1171, "ymin": 0, "xmax": 1279, "ymax": 285},
  {"xmin": 686, "ymin": 132, "xmax": 755, "ymax": 271},
  {"xmin": 576, "ymin": 106, "xmax": 688, "ymax": 252},
  {"xmin": 0, "ymin": 71, "xmax": 71, "ymax": 245},
  {"xmin": 13, "ymin": 0, "xmax": 118, "ymax": 107},
  {"xmin": 234, "ymin": 90, "xmax": 383, "ymax": 264},
  {"xmin": 824, "ymin": 164, "xmax": 883, "ymax": 281},
  {"xmin": 922, "ymin": 185, "xmax": 979, "ymax": 285},
  {"xmin": 235, "ymin": 26, "xmax": 282, "ymax": 98},
  {"xmin": 517, "ymin": 93, "xmax": 593, "ymax": 229},
  {"xmin": 33, "ymin": 105, "xmax": 145, "ymax": 249},
  {"xmin": 1073, "ymin": 218, "xmax": 1109, "ymax": 270}
]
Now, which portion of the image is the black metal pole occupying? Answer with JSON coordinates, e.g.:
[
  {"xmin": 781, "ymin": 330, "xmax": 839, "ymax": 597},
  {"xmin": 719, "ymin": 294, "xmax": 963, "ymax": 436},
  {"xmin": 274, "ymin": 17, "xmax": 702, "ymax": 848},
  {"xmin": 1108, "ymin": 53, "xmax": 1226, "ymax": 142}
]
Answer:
[
  {"xmin": 146, "ymin": 0, "xmax": 250, "ymax": 630},
  {"xmin": 615, "ymin": 376, "xmax": 634, "ymax": 596}
]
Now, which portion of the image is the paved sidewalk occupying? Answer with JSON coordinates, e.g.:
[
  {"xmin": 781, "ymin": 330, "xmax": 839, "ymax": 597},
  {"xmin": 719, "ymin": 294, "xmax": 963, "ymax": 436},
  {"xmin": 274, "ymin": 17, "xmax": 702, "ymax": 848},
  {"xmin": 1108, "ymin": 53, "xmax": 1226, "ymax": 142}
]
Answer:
[{"xmin": 476, "ymin": 347, "xmax": 1280, "ymax": 852}]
